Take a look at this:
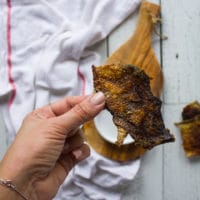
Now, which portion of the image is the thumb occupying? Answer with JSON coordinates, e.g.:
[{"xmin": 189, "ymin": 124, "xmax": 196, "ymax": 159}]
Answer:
[{"xmin": 54, "ymin": 92, "xmax": 105, "ymax": 133}]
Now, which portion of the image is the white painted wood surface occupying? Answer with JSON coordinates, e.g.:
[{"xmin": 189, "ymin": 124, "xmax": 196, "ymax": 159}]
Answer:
[
  {"xmin": 1, "ymin": 0, "xmax": 200, "ymax": 199},
  {"xmin": 162, "ymin": 0, "xmax": 200, "ymax": 200}
]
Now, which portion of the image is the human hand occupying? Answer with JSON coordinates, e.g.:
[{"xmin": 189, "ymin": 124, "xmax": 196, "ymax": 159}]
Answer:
[{"xmin": 0, "ymin": 92, "xmax": 105, "ymax": 200}]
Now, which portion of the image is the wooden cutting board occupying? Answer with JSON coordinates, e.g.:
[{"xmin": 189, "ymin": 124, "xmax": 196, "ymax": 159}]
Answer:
[{"xmin": 83, "ymin": 1, "xmax": 164, "ymax": 161}]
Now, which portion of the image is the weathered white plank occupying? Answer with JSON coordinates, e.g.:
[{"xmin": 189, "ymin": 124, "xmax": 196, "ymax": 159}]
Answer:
[
  {"xmin": 162, "ymin": 0, "xmax": 200, "ymax": 199},
  {"xmin": 162, "ymin": 0, "xmax": 200, "ymax": 104}
]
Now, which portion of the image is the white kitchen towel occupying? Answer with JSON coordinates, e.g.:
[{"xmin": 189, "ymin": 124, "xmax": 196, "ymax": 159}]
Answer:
[
  {"xmin": 0, "ymin": 0, "xmax": 141, "ymax": 199},
  {"xmin": 55, "ymin": 148, "xmax": 140, "ymax": 200}
]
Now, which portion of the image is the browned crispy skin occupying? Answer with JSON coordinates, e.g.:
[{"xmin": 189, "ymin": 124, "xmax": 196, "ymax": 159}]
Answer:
[
  {"xmin": 92, "ymin": 63, "xmax": 174, "ymax": 149},
  {"xmin": 182, "ymin": 101, "xmax": 200, "ymax": 120},
  {"xmin": 176, "ymin": 101, "xmax": 200, "ymax": 157}
]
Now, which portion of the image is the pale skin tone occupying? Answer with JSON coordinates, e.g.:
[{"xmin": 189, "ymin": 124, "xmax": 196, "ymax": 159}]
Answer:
[{"xmin": 0, "ymin": 92, "xmax": 105, "ymax": 200}]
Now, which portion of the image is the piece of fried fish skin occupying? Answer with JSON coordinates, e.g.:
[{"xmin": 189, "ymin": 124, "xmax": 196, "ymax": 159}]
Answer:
[
  {"xmin": 93, "ymin": 63, "xmax": 175, "ymax": 149},
  {"xmin": 176, "ymin": 101, "xmax": 200, "ymax": 157}
]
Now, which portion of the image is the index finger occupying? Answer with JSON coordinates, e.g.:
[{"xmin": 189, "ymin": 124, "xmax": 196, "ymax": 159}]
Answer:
[
  {"xmin": 48, "ymin": 95, "xmax": 89, "ymax": 116},
  {"xmin": 53, "ymin": 92, "xmax": 105, "ymax": 132}
]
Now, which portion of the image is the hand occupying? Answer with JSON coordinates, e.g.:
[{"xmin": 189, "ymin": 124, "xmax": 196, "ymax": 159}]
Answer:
[{"xmin": 0, "ymin": 92, "xmax": 105, "ymax": 200}]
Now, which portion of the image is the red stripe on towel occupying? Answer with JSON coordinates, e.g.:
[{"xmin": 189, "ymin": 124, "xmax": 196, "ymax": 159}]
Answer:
[
  {"xmin": 7, "ymin": 0, "xmax": 16, "ymax": 108},
  {"xmin": 77, "ymin": 65, "xmax": 86, "ymax": 95}
]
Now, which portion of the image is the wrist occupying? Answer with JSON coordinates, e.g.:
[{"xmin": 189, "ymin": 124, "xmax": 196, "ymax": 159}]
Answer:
[
  {"xmin": 0, "ymin": 178, "xmax": 30, "ymax": 200},
  {"xmin": 0, "ymin": 156, "xmax": 35, "ymax": 199}
]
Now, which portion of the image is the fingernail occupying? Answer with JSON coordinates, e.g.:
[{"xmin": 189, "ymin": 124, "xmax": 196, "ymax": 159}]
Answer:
[
  {"xmin": 90, "ymin": 92, "xmax": 105, "ymax": 105},
  {"xmin": 72, "ymin": 149, "xmax": 82, "ymax": 159}
]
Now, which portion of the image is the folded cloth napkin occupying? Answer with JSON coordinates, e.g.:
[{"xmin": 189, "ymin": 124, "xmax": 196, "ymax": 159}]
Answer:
[{"xmin": 0, "ymin": 0, "xmax": 141, "ymax": 199}]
